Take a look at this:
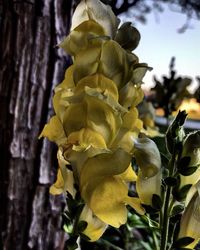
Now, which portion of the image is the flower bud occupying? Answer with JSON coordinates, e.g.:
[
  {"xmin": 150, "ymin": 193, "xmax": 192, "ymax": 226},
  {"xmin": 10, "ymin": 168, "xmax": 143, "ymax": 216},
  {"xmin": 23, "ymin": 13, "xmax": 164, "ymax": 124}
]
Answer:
[
  {"xmin": 114, "ymin": 22, "xmax": 140, "ymax": 51},
  {"xmin": 182, "ymin": 131, "xmax": 200, "ymax": 167},
  {"xmin": 180, "ymin": 131, "xmax": 200, "ymax": 188},
  {"xmin": 166, "ymin": 110, "xmax": 187, "ymax": 154}
]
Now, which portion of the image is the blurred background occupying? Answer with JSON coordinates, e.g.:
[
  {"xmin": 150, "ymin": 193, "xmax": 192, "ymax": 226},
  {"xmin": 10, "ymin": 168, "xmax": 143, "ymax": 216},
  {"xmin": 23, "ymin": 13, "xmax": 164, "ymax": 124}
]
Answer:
[{"xmin": 0, "ymin": 0, "xmax": 200, "ymax": 249}]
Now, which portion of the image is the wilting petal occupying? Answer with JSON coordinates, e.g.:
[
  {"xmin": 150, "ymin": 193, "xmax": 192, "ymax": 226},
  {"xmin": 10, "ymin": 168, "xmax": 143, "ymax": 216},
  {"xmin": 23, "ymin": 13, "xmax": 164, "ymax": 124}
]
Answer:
[
  {"xmin": 39, "ymin": 116, "xmax": 66, "ymax": 145},
  {"xmin": 136, "ymin": 170, "xmax": 161, "ymax": 206},
  {"xmin": 79, "ymin": 205, "xmax": 107, "ymax": 242},
  {"xmin": 70, "ymin": 0, "xmax": 119, "ymax": 38}
]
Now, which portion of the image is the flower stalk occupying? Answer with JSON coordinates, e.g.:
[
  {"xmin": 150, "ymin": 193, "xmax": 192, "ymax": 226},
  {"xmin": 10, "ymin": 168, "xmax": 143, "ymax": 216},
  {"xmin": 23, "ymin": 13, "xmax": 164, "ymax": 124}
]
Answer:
[{"xmin": 161, "ymin": 149, "xmax": 178, "ymax": 250}]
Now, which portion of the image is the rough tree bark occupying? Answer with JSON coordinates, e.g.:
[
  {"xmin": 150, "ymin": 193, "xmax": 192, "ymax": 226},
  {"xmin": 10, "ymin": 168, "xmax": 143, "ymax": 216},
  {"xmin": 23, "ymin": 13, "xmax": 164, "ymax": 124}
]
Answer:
[{"xmin": 0, "ymin": 1, "xmax": 77, "ymax": 249}]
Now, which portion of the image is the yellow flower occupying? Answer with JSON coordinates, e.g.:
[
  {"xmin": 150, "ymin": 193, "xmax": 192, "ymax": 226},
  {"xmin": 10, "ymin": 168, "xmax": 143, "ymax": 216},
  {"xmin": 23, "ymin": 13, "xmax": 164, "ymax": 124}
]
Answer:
[
  {"xmin": 75, "ymin": 74, "xmax": 119, "ymax": 102},
  {"xmin": 134, "ymin": 137, "xmax": 162, "ymax": 205},
  {"xmin": 59, "ymin": 20, "xmax": 105, "ymax": 56},
  {"xmin": 50, "ymin": 149, "xmax": 76, "ymax": 196},
  {"xmin": 40, "ymin": 0, "xmax": 150, "ymax": 242},
  {"xmin": 79, "ymin": 205, "xmax": 107, "ymax": 242},
  {"xmin": 136, "ymin": 170, "xmax": 162, "ymax": 206},
  {"xmin": 73, "ymin": 40, "xmax": 138, "ymax": 87},
  {"xmin": 111, "ymin": 107, "xmax": 143, "ymax": 152},
  {"xmin": 39, "ymin": 116, "xmax": 66, "ymax": 145},
  {"xmin": 138, "ymin": 100, "xmax": 162, "ymax": 137},
  {"xmin": 62, "ymin": 88, "xmax": 123, "ymax": 146},
  {"xmin": 79, "ymin": 149, "xmax": 144, "ymax": 227},
  {"xmin": 180, "ymin": 131, "xmax": 200, "ymax": 188},
  {"xmin": 70, "ymin": 0, "xmax": 119, "ymax": 38},
  {"xmin": 134, "ymin": 137, "xmax": 161, "ymax": 178},
  {"xmin": 119, "ymin": 82, "xmax": 144, "ymax": 109},
  {"xmin": 178, "ymin": 180, "xmax": 200, "ymax": 249}
]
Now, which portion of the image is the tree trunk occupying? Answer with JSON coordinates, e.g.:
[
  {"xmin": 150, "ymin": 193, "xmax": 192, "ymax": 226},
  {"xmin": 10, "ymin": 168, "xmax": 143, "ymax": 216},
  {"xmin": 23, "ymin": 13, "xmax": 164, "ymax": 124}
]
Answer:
[{"xmin": 0, "ymin": 1, "xmax": 76, "ymax": 249}]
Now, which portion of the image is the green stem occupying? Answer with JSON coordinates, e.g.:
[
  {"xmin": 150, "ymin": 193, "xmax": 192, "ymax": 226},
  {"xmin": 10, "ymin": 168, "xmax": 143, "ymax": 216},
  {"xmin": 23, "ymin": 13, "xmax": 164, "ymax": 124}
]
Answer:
[
  {"xmin": 98, "ymin": 239, "xmax": 124, "ymax": 250},
  {"xmin": 152, "ymin": 231, "xmax": 159, "ymax": 250},
  {"xmin": 160, "ymin": 152, "xmax": 176, "ymax": 250},
  {"xmin": 160, "ymin": 185, "xmax": 172, "ymax": 250}
]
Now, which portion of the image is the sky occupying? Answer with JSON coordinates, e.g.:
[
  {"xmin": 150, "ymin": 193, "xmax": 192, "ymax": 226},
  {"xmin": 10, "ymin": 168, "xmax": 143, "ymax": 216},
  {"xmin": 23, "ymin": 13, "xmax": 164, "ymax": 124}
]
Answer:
[{"xmin": 120, "ymin": 2, "xmax": 200, "ymax": 92}]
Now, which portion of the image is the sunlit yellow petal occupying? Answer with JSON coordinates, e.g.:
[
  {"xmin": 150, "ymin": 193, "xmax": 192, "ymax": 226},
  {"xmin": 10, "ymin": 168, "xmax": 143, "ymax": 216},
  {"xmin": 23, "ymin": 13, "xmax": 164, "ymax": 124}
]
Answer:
[
  {"xmin": 86, "ymin": 176, "xmax": 128, "ymax": 227},
  {"xmin": 80, "ymin": 149, "xmax": 131, "ymax": 188},
  {"xmin": 67, "ymin": 128, "xmax": 107, "ymax": 150},
  {"xmin": 79, "ymin": 205, "xmax": 107, "ymax": 242},
  {"xmin": 75, "ymin": 74, "xmax": 119, "ymax": 101},
  {"xmin": 117, "ymin": 164, "xmax": 137, "ymax": 182},
  {"xmin": 50, "ymin": 149, "xmax": 75, "ymax": 196},
  {"xmin": 119, "ymin": 82, "xmax": 144, "ymax": 108},
  {"xmin": 60, "ymin": 21, "xmax": 105, "ymax": 56},
  {"xmin": 39, "ymin": 116, "xmax": 66, "ymax": 145}
]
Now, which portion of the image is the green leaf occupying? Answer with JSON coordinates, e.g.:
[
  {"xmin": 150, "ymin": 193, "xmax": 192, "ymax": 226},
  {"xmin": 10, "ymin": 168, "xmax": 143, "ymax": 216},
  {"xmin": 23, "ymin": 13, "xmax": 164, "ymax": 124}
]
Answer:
[
  {"xmin": 152, "ymin": 194, "xmax": 163, "ymax": 210},
  {"xmin": 63, "ymin": 223, "xmax": 73, "ymax": 234},
  {"xmin": 142, "ymin": 204, "xmax": 160, "ymax": 214},
  {"xmin": 160, "ymin": 152, "xmax": 170, "ymax": 168},
  {"xmin": 141, "ymin": 215, "xmax": 159, "ymax": 229},
  {"xmin": 173, "ymin": 184, "xmax": 192, "ymax": 201},
  {"xmin": 177, "ymin": 156, "xmax": 191, "ymax": 169},
  {"xmin": 164, "ymin": 177, "xmax": 177, "ymax": 186},
  {"xmin": 170, "ymin": 204, "xmax": 184, "ymax": 217},
  {"xmin": 79, "ymin": 233, "xmax": 91, "ymax": 241},
  {"xmin": 77, "ymin": 221, "xmax": 88, "ymax": 233},
  {"xmin": 65, "ymin": 236, "xmax": 79, "ymax": 250},
  {"xmin": 152, "ymin": 136, "xmax": 170, "ymax": 160},
  {"xmin": 179, "ymin": 166, "xmax": 197, "ymax": 176},
  {"xmin": 173, "ymin": 237, "xmax": 194, "ymax": 248},
  {"xmin": 166, "ymin": 111, "xmax": 187, "ymax": 154}
]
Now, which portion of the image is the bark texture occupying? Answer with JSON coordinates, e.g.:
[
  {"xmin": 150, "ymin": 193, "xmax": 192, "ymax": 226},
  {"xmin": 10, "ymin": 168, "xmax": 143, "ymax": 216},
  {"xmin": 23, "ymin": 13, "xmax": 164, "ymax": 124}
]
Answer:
[{"xmin": 0, "ymin": 0, "xmax": 76, "ymax": 249}]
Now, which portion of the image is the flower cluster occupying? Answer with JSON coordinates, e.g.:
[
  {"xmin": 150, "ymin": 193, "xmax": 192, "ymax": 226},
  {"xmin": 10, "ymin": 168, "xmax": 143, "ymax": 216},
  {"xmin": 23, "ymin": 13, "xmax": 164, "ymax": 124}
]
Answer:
[{"xmin": 40, "ymin": 0, "xmax": 161, "ymax": 242}]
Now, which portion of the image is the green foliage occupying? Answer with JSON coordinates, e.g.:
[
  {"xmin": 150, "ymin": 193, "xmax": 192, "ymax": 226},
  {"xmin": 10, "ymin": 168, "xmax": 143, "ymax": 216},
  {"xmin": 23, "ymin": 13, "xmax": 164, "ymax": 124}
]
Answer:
[
  {"xmin": 152, "ymin": 194, "xmax": 163, "ymax": 210},
  {"xmin": 170, "ymin": 204, "xmax": 185, "ymax": 217},
  {"xmin": 173, "ymin": 237, "xmax": 195, "ymax": 248},
  {"xmin": 173, "ymin": 184, "xmax": 192, "ymax": 201},
  {"xmin": 166, "ymin": 110, "xmax": 187, "ymax": 154}
]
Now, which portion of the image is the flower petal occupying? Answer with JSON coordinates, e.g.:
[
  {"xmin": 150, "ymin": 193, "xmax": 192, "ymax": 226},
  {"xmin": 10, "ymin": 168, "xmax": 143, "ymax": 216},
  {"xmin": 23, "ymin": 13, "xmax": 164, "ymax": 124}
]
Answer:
[
  {"xmin": 70, "ymin": 0, "xmax": 119, "ymax": 38},
  {"xmin": 39, "ymin": 116, "xmax": 66, "ymax": 145},
  {"xmin": 79, "ymin": 205, "xmax": 107, "ymax": 242}
]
